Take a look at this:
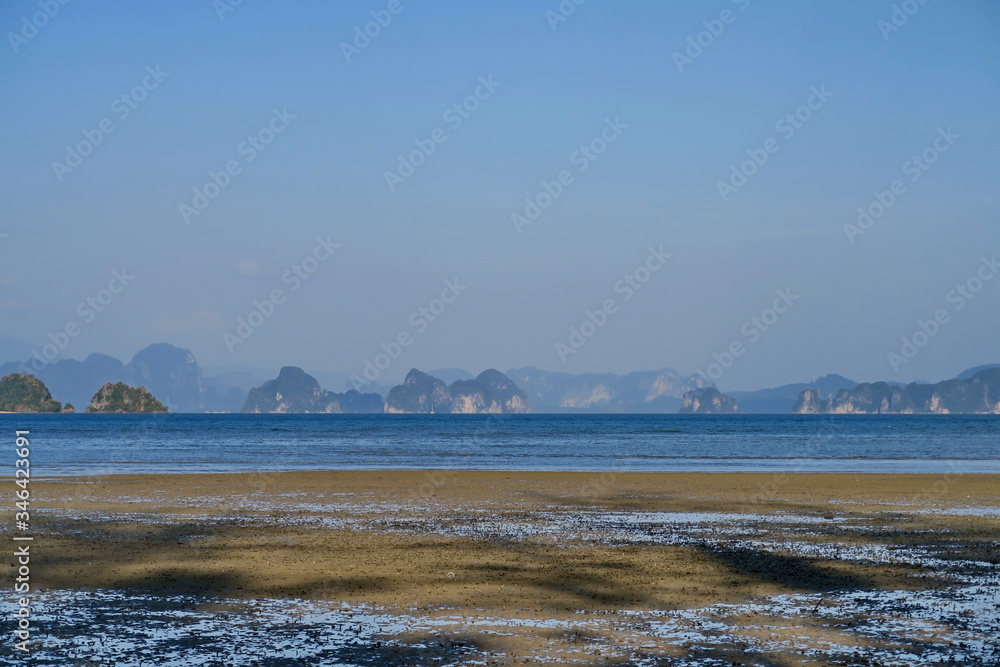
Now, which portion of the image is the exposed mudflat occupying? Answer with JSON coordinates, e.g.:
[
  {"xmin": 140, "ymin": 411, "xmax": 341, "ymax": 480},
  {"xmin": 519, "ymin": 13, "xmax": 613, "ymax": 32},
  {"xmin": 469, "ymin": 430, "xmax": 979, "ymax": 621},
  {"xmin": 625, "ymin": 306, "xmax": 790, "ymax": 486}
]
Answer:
[{"xmin": 5, "ymin": 471, "xmax": 999, "ymax": 665}]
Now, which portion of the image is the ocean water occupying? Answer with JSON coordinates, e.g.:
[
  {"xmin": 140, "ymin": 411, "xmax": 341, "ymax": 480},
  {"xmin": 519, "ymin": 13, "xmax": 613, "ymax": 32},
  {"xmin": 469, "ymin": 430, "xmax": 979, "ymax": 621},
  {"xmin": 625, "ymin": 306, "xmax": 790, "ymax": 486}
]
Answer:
[{"xmin": 2, "ymin": 413, "xmax": 997, "ymax": 476}]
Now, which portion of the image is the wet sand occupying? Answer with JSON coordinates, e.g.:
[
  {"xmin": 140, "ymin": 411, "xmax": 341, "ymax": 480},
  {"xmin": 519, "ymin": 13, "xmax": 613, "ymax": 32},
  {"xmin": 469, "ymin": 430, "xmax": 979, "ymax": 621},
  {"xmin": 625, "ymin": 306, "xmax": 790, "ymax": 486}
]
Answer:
[{"xmin": 9, "ymin": 471, "xmax": 1000, "ymax": 664}]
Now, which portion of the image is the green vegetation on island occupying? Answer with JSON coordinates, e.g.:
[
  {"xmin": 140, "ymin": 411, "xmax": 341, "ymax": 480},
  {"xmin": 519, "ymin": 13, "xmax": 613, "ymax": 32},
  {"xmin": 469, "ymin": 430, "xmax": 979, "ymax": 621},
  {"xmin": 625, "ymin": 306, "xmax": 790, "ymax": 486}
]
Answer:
[
  {"xmin": 0, "ymin": 373, "xmax": 62, "ymax": 412},
  {"xmin": 87, "ymin": 382, "xmax": 168, "ymax": 413}
]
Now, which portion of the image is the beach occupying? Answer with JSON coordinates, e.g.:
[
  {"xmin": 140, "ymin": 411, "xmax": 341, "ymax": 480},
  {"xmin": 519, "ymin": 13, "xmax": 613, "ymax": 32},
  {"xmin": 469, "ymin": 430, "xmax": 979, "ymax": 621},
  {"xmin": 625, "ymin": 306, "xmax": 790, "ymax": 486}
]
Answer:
[{"xmin": 10, "ymin": 471, "xmax": 1000, "ymax": 664}]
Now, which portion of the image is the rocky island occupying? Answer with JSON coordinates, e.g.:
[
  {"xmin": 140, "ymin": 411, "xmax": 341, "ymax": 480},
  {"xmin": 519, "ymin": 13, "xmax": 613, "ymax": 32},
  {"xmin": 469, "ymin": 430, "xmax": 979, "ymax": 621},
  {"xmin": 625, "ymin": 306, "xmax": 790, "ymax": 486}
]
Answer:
[
  {"xmin": 385, "ymin": 369, "xmax": 531, "ymax": 414},
  {"xmin": 87, "ymin": 382, "xmax": 169, "ymax": 413},
  {"xmin": 794, "ymin": 368, "xmax": 1000, "ymax": 414},
  {"xmin": 0, "ymin": 373, "xmax": 63, "ymax": 412},
  {"xmin": 679, "ymin": 387, "xmax": 741, "ymax": 414},
  {"xmin": 241, "ymin": 366, "xmax": 382, "ymax": 413}
]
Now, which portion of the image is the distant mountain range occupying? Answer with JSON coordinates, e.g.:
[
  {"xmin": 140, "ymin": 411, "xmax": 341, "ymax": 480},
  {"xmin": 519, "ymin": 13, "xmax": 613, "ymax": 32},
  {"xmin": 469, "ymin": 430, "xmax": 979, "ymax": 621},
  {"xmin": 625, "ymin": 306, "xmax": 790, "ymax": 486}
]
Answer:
[
  {"xmin": 0, "ymin": 343, "xmax": 245, "ymax": 413},
  {"xmin": 0, "ymin": 339, "xmax": 996, "ymax": 414},
  {"xmin": 728, "ymin": 374, "xmax": 859, "ymax": 414},
  {"xmin": 794, "ymin": 368, "xmax": 1000, "ymax": 414},
  {"xmin": 505, "ymin": 367, "xmax": 708, "ymax": 413},
  {"xmin": 956, "ymin": 364, "xmax": 1000, "ymax": 380}
]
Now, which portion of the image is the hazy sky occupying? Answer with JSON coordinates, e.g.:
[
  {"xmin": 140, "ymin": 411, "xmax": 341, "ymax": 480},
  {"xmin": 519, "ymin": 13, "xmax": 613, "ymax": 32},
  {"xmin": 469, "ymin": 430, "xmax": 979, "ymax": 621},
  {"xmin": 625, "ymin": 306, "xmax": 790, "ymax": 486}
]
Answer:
[{"xmin": 1, "ymin": 0, "xmax": 998, "ymax": 391}]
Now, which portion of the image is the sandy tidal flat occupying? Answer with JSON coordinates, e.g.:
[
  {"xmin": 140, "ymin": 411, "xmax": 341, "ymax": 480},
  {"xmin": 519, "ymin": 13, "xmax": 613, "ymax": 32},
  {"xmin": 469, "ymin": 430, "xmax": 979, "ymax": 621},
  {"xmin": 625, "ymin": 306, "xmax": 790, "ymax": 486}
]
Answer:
[{"xmin": 6, "ymin": 471, "xmax": 1000, "ymax": 665}]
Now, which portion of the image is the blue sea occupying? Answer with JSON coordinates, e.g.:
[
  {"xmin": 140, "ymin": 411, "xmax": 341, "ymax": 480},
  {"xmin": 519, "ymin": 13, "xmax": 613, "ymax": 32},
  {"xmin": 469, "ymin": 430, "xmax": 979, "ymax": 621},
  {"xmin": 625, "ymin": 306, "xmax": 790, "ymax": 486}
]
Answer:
[{"xmin": 3, "ymin": 413, "xmax": 998, "ymax": 476}]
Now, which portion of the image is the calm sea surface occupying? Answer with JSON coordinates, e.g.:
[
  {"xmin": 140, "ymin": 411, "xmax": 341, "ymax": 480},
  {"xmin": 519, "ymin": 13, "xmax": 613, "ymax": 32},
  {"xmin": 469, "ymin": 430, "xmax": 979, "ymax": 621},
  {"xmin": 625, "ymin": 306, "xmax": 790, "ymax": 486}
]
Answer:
[{"xmin": 2, "ymin": 413, "xmax": 998, "ymax": 476}]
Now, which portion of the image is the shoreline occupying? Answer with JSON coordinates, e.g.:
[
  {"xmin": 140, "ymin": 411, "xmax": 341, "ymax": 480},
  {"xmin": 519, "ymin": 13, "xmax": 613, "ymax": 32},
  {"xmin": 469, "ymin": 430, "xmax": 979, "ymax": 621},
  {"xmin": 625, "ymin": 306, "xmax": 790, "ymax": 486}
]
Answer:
[
  {"xmin": 33, "ymin": 467, "xmax": 1000, "ymax": 482},
  {"xmin": 33, "ymin": 468, "xmax": 1000, "ymax": 480}
]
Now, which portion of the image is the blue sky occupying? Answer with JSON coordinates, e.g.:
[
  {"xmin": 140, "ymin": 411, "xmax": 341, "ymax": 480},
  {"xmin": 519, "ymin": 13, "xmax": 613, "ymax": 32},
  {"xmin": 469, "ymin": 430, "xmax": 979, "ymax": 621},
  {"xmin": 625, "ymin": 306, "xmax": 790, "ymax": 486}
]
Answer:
[{"xmin": 1, "ymin": 0, "xmax": 998, "ymax": 390}]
